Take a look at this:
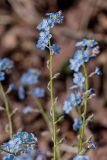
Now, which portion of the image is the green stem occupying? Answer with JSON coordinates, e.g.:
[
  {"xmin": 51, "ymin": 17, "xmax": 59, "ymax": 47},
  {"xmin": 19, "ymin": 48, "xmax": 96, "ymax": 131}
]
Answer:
[
  {"xmin": 77, "ymin": 107, "xmax": 82, "ymax": 153},
  {"xmin": 0, "ymin": 83, "xmax": 13, "ymax": 139},
  {"xmin": 34, "ymin": 96, "xmax": 61, "ymax": 160},
  {"xmin": 79, "ymin": 63, "xmax": 89, "ymax": 153},
  {"xmin": 34, "ymin": 97, "xmax": 52, "ymax": 132},
  {"xmin": 34, "ymin": 96, "xmax": 61, "ymax": 159},
  {"xmin": 57, "ymin": 144, "xmax": 61, "ymax": 160},
  {"xmin": 49, "ymin": 40, "xmax": 57, "ymax": 160}
]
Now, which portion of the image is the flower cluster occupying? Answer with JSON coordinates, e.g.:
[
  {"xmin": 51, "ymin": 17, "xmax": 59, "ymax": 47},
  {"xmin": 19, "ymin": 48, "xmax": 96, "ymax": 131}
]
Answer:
[
  {"xmin": 8, "ymin": 68, "xmax": 45, "ymax": 101},
  {"xmin": 69, "ymin": 39, "xmax": 99, "ymax": 72},
  {"xmin": 36, "ymin": 11, "xmax": 63, "ymax": 54},
  {"xmin": 63, "ymin": 38, "xmax": 100, "ymax": 115},
  {"xmin": 0, "ymin": 58, "xmax": 14, "ymax": 81},
  {"xmin": 2, "ymin": 132, "xmax": 38, "ymax": 159}
]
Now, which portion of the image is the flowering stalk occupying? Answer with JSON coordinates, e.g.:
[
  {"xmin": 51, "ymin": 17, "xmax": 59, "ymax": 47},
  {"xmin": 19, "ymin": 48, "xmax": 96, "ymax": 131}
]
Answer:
[
  {"xmin": 64, "ymin": 38, "xmax": 100, "ymax": 160},
  {"xmin": 0, "ymin": 83, "xmax": 13, "ymax": 139},
  {"xmin": 49, "ymin": 40, "xmax": 57, "ymax": 160},
  {"xmin": 79, "ymin": 63, "xmax": 89, "ymax": 153},
  {"xmin": 36, "ymin": 11, "xmax": 63, "ymax": 159}
]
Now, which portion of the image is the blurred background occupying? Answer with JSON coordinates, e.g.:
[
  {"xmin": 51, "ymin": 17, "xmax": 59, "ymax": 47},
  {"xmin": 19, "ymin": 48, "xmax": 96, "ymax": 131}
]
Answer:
[{"xmin": 0, "ymin": 0, "xmax": 107, "ymax": 160}]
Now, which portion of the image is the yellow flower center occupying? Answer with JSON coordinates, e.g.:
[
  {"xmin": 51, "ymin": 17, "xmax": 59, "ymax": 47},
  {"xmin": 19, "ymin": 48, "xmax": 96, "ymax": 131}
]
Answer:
[
  {"xmin": 24, "ymin": 135, "xmax": 29, "ymax": 139},
  {"xmin": 54, "ymin": 15, "xmax": 58, "ymax": 19}
]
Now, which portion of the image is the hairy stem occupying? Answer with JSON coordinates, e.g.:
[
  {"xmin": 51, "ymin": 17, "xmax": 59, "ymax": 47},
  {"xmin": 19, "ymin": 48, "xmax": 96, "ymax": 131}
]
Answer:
[
  {"xmin": 79, "ymin": 63, "xmax": 89, "ymax": 153},
  {"xmin": 0, "ymin": 83, "xmax": 13, "ymax": 139},
  {"xmin": 48, "ymin": 40, "xmax": 57, "ymax": 160}
]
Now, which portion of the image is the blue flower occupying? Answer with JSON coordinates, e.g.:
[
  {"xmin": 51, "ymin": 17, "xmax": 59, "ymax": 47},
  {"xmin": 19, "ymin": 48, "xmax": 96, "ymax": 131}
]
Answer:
[
  {"xmin": 36, "ymin": 19, "xmax": 54, "ymax": 31},
  {"xmin": 46, "ymin": 10, "xmax": 63, "ymax": 24},
  {"xmin": 95, "ymin": 67, "xmax": 101, "ymax": 76},
  {"xmin": 73, "ymin": 72, "xmax": 85, "ymax": 88},
  {"xmin": 73, "ymin": 49, "xmax": 89, "ymax": 64},
  {"xmin": 31, "ymin": 87, "xmax": 45, "ymax": 98},
  {"xmin": 69, "ymin": 59, "xmax": 81, "ymax": 72},
  {"xmin": 63, "ymin": 93, "xmax": 82, "ymax": 114},
  {"xmin": 50, "ymin": 44, "xmax": 61, "ymax": 54},
  {"xmin": 0, "ymin": 71, "xmax": 5, "ymax": 81},
  {"xmin": 73, "ymin": 155, "xmax": 89, "ymax": 160},
  {"xmin": 36, "ymin": 11, "xmax": 63, "ymax": 51},
  {"xmin": 2, "ymin": 132, "xmax": 38, "ymax": 159},
  {"xmin": 13, "ymin": 132, "xmax": 38, "ymax": 144},
  {"xmin": 2, "ymin": 132, "xmax": 37, "ymax": 155},
  {"xmin": 18, "ymin": 86, "xmax": 25, "ymax": 100},
  {"xmin": 69, "ymin": 93, "xmax": 82, "ymax": 107},
  {"xmin": 3, "ymin": 155, "xmax": 17, "ymax": 160},
  {"xmin": 9, "ymin": 83, "xmax": 17, "ymax": 90},
  {"xmin": 37, "ymin": 11, "xmax": 63, "ymax": 32},
  {"xmin": 36, "ymin": 31, "xmax": 52, "ymax": 50},
  {"xmin": 75, "ymin": 39, "xmax": 99, "ymax": 58},
  {"xmin": 69, "ymin": 49, "xmax": 89, "ymax": 72},
  {"xmin": 69, "ymin": 40, "xmax": 99, "ymax": 72},
  {"xmin": 18, "ymin": 154, "xmax": 33, "ymax": 160},
  {"xmin": 23, "ymin": 105, "xmax": 33, "ymax": 114},
  {"xmin": 0, "ymin": 58, "xmax": 14, "ymax": 72},
  {"xmin": 73, "ymin": 118, "xmax": 82, "ymax": 131},
  {"xmin": 70, "ymin": 39, "xmax": 99, "ymax": 71},
  {"xmin": 21, "ymin": 69, "xmax": 40, "ymax": 85},
  {"xmin": 63, "ymin": 100, "xmax": 72, "ymax": 114},
  {"xmin": 76, "ymin": 38, "xmax": 98, "ymax": 48},
  {"xmin": 0, "ymin": 58, "xmax": 14, "ymax": 81}
]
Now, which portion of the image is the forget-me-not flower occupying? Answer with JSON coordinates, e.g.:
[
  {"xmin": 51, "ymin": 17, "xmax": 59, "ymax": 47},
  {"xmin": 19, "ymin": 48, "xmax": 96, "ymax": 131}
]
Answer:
[
  {"xmin": 21, "ymin": 69, "xmax": 40, "ymax": 86},
  {"xmin": 46, "ymin": 10, "xmax": 63, "ymax": 24},
  {"xmin": 69, "ymin": 59, "xmax": 81, "ymax": 72},
  {"xmin": 63, "ymin": 100, "xmax": 72, "ymax": 114},
  {"xmin": 0, "ymin": 58, "xmax": 14, "ymax": 71},
  {"xmin": 73, "ymin": 118, "xmax": 82, "ymax": 131},
  {"xmin": 18, "ymin": 86, "xmax": 25, "ymax": 100},
  {"xmin": 73, "ymin": 155, "xmax": 89, "ymax": 160},
  {"xmin": 0, "ymin": 71, "xmax": 5, "ymax": 81},
  {"xmin": 69, "ymin": 93, "xmax": 82, "ymax": 107},
  {"xmin": 76, "ymin": 38, "xmax": 98, "ymax": 48},
  {"xmin": 36, "ymin": 11, "xmax": 63, "ymax": 53},
  {"xmin": 73, "ymin": 72, "xmax": 85, "ymax": 89},
  {"xmin": 23, "ymin": 105, "xmax": 34, "ymax": 114},
  {"xmin": 50, "ymin": 44, "xmax": 61, "ymax": 54},
  {"xmin": 31, "ymin": 87, "xmax": 45, "ymax": 98},
  {"xmin": 2, "ymin": 131, "xmax": 38, "ymax": 156},
  {"xmin": 36, "ymin": 31, "xmax": 52, "ymax": 50}
]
